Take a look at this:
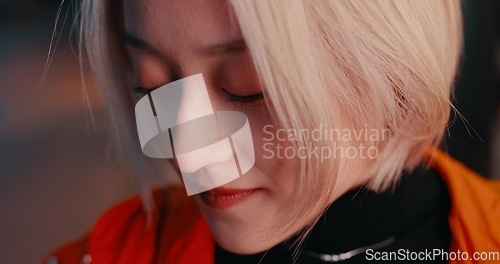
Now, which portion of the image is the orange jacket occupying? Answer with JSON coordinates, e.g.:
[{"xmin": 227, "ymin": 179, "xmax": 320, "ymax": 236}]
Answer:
[{"xmin": 42, "ymin": 149, "xmax": 500, "ymax": 263}]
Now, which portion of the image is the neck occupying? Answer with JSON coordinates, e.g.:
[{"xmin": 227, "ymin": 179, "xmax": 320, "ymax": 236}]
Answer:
[{"xmin": 215, "ymin": 166, "xmax": 451, "ymax": 263}]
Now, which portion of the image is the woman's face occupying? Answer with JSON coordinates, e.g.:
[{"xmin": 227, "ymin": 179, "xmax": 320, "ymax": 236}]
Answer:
[{"xmin": 123, "ymin": 0, "xmax": 305, "ymax": 254}]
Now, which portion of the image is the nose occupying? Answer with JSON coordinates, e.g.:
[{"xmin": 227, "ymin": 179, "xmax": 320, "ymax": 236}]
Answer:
[
  {"xmin": 155, "ymin": 73, "xmax": 214, "ymax": 127},
  {"xmin": 172, "ymin": 111, "xmax": 255, "ymax": 195},
  {"xmin": 135, "ymin": 74, "xmax": 255, "ymax": 195},
  {"xmin": 135, "ymin": 73, "xmax": 215, "ymax": 158},
  {"xmin": 174, "ymin": 116, "xmax": 240, "ymax": 195}
]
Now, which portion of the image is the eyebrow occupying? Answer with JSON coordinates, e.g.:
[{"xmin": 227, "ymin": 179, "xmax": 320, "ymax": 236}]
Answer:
[
  {"xmin": 123, "ymin": 32, "xmax": 247, "ymax": 56},
  {"xmin": 199, "ymin": 39, "xmax": 247, "ymax": 55},
  {"xmin": 123, "ymin": 32, "xmax": 157, "ymax": 53}
]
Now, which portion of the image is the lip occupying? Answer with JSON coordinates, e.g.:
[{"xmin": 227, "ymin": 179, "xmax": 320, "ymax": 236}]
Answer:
[{"xmin": 200, "ymin": 187, "xmax": 260, "ymax": 210}]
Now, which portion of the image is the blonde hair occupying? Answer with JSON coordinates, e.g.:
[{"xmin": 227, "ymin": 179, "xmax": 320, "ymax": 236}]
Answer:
[{"xmin": 78, "ymin": 0, "xmax": 462, "ymax": 246}]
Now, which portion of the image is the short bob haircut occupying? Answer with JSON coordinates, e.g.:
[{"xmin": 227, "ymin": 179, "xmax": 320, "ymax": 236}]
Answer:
[{"xmin": 78, "ymin": 0, "xmax": 462, "ymax": 239}]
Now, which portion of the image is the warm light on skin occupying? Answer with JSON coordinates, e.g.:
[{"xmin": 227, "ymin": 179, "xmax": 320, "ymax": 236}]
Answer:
[
  {"xmin": 82, "ymin": 0, "xmax": 462, "ymax": 255},
  {"xmin": 123, "ymin": 0, "xmax": 307, "ymax": 254}
]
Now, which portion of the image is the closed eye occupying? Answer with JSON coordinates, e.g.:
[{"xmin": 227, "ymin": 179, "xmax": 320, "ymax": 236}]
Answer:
[
  {"xmin": 222, "ymin": 88, "xmax": 264, "ymax": 104},
  {"xmin": 133, "ymin": 86, "xmax": 159, "ymax": 94}
]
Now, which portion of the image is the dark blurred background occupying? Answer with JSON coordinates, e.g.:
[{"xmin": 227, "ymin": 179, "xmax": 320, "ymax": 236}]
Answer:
[
  {"xmin": 0, "ymin": 0, "xmax": 498, "ymax": 263},
  {"xmin": 0, "ymin": 1, "xmax": 140, "ymax": 264}
]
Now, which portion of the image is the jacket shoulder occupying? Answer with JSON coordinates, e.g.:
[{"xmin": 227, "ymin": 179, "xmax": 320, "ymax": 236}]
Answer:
[
  {"xmin": 428, "ymin": 148, "xmax": 500, "ymax": 257},
  {"xmin": 41, "ymin": 185, "xmax": 193, "ymax": 264},
  {"xmin": 41, "ymin": 234, "xmax": 90, "ymax": 264}
]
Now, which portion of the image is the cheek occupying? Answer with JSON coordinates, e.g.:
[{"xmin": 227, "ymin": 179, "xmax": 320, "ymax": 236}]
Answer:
[{"xmin": 247, "ymin": 110, "xmax": 300, "ymax": 196}]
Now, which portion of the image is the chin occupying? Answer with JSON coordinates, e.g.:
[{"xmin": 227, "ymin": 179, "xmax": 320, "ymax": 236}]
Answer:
[
  {"xmin": 206, "ymin": 215, "xmax": 291, "ymax": 255},
  {"xmin": 200, "ymin": 212, "xmax": 280, "ymax": 254},
  {"xmin": 193, "ymin": 188, "xmax": 294, "ymax": 255}
]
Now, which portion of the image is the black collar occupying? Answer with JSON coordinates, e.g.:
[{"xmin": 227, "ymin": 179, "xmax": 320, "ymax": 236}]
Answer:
[{"xmin": 215, "ymin": 167, "xmax": 451, "ymax": 264}]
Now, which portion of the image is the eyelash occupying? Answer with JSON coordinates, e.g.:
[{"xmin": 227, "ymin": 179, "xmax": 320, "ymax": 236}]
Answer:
[
  {"xmin": 222, "ymin": 88, "xmax": 264, "ymax": 105},
  {"xmin": 133, "ymin": 86, "xmax": 264, "ymax": 106},
  {"xmin": 133, "ymin": 86, "xmax": 155, "ymax": 94}
]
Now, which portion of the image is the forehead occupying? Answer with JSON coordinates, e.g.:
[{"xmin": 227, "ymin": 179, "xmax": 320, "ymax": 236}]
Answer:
[{"xmin": 123, "ymin": 0, "xmax": 239, "ymax": 49}]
